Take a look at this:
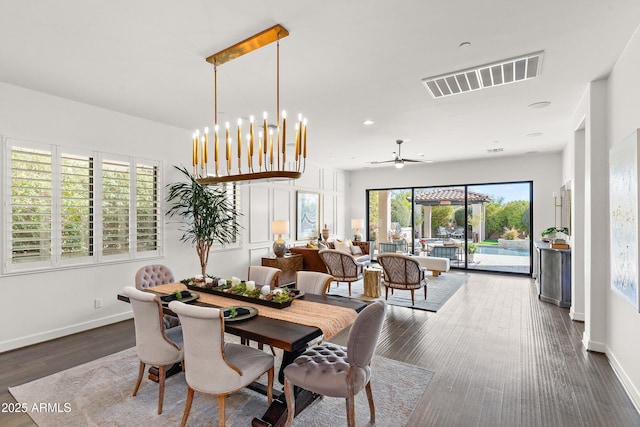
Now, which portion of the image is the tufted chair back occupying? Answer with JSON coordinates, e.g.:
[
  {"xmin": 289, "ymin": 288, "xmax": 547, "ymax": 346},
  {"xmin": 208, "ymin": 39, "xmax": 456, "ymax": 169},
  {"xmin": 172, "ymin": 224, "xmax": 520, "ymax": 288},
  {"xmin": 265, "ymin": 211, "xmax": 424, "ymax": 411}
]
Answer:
[
  {"xmin": 283, "ymin": 300, "xmax": 387, "ymax": 427},
  {"xmin": 135, "ymin": 264, "xmax": 175, "ymax": 290}
]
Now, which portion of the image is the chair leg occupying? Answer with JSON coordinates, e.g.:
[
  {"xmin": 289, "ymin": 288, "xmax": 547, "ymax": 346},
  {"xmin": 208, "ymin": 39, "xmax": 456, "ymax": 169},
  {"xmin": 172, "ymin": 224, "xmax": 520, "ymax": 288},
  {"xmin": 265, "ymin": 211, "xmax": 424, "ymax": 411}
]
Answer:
[
  {"xmin": 267, "ymin": 366, "xmax": 274, "ymax": 405},
  {"xmin": 284, "ymin": 377, "xmax": 295, "ymax": 426},
  {"xmin": 157, "ymin": 365, "xmax": 166, "ymax": 414},
  {"xmin": 346, "ymin": 392, "xmax": 356, "ymax": 427},
  {"xmin": 365, "ymin": 381, "xmax": 376, "ymax": 424},
  {"xmin": 385, "ymin": 286, "xmax": 389, "ymax": 300},
  {"xmin": 218, "ymin": 394, "xmax": 226, "ymax": 427},
  {"xmin": 410, "ymin": 289, "xmax": 415, "ymax": 306},
  {"xmin": 424, "ymin": 285, "xmax": 427, "ymax": 300},
  {"xmin": 132, "ymin": 361, "xmax": 145, "ymax": 396},
  {"xmin": 180, "ymin": 386, "xmax": 194, "ymax": 427},
  {"xmin": 348, "ymin": 282, "xmax": 352, "ymax": 296}
]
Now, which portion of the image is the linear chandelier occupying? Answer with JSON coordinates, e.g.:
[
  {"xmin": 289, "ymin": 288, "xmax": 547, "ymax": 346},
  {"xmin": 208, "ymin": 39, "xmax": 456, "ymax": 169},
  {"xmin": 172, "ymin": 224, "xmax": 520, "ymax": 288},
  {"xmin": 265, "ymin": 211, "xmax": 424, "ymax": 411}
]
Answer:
[{"xmin": 191, "ymin": 24, "xmax": 307, "ymax": 185}]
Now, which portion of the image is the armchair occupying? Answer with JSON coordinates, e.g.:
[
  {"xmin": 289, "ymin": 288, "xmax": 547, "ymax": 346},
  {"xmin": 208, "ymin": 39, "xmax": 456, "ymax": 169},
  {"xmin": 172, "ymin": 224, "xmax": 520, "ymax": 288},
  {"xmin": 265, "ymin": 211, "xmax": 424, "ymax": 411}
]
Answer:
[
  {"xmin": 377, "ymin": 253, "xmax": 428, "ymax": 306},
  {"xmin": 318, "ymin": 249, "xmax": 364, "ymax": 297}
]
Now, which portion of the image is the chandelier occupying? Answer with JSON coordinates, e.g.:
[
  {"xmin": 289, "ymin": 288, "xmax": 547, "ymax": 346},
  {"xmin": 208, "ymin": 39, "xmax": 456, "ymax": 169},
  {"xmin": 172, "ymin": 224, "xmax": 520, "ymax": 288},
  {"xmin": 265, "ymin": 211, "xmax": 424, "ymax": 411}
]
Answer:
[{"xmin": 191, "ymin": 24, "xmax": 307, "ymax": 184}]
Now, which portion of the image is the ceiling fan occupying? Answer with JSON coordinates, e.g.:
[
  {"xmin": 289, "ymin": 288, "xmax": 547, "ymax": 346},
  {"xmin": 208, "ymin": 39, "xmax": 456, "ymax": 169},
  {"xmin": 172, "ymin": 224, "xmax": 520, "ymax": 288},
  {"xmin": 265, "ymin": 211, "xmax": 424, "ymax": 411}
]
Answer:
[{"xmin": 369, "ymin": 140, "xmax": 431, "ymax": 169}]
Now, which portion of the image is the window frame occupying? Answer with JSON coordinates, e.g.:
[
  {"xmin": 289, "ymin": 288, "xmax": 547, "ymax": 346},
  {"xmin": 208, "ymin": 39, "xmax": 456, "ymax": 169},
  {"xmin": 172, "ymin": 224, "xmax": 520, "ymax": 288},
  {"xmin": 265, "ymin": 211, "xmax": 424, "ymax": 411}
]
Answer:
[{"xmin": 1, "ymin": 136, "xmax": 164, "ymax": 274}]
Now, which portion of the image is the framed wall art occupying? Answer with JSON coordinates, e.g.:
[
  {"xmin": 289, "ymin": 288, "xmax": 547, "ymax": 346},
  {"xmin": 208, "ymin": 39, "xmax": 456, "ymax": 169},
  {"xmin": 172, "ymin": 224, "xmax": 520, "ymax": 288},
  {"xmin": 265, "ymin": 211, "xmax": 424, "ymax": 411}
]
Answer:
[
  {"xmin": 296, "ymin": 191, "xmax": 320, "ymax": 240},
  {"xmin": 609, "ymin": 129, "xmax": 639, "ymax": 311}
]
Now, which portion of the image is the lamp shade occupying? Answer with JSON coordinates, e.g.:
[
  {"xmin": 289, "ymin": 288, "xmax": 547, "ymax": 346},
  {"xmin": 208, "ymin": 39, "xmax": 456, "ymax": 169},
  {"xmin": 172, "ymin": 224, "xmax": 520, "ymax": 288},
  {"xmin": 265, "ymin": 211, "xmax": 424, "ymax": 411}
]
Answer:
[
  {"xmin": 271, "ymin": 220, "xmax": 289, "ymax": 235},
  {"xmin": 351, "ymin": 219, "xmax": 364, "ymax": 229}
]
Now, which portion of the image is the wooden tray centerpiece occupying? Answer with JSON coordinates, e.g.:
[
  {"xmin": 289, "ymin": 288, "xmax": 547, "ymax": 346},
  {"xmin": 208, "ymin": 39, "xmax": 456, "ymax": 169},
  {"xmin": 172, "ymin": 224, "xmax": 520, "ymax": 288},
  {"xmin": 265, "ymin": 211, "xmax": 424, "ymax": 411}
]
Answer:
[{"xmin": 182, "ymin": 277, "xmax": 296, "ymax": 309}]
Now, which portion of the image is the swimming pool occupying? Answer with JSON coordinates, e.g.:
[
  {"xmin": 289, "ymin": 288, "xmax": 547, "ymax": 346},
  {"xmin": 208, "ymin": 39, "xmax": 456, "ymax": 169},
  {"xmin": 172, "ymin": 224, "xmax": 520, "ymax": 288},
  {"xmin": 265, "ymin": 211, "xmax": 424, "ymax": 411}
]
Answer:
[{"xmin": 476, "ymin": 245, "xmax": 530, "ymax": 257}]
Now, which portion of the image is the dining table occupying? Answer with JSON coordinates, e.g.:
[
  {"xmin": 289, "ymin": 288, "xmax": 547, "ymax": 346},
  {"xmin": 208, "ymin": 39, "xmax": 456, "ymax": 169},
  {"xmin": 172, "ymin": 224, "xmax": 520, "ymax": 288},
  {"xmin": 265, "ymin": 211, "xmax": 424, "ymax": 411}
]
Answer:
[{"xmin": 117, "ymin": 282, "xmax": 367, "ymax": 427}]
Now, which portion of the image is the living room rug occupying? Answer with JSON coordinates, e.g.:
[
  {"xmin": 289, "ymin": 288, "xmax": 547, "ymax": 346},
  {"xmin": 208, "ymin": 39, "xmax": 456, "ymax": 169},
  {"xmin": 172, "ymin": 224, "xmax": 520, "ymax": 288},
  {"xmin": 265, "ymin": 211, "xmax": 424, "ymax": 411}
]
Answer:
[
  {"xmin": 9, "ymin": 345, "xmax": 433, "ymax": 427},
  {"xmin": 327, "ymin": 271, "xmax": 469, "ymax": 312}
]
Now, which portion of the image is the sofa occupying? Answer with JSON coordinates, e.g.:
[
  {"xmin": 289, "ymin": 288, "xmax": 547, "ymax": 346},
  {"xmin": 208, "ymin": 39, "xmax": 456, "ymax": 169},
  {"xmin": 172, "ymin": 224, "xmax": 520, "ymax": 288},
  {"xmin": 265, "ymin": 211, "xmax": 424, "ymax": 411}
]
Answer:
[{"xmin": 290, "ymin": 241, "xmax": 371, "ymax": 273}]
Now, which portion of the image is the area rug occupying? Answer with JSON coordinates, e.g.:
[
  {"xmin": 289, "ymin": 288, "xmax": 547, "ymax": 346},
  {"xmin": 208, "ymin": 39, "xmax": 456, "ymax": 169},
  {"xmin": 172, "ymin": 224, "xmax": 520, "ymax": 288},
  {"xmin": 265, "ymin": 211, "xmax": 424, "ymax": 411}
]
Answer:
[
  {"xmin": 9, "ymin": 345, "xmax": 433, "ymax": 427},
  {"xmin": 327, "ymin": 272, "xmax": 469, "ymax": 312}
]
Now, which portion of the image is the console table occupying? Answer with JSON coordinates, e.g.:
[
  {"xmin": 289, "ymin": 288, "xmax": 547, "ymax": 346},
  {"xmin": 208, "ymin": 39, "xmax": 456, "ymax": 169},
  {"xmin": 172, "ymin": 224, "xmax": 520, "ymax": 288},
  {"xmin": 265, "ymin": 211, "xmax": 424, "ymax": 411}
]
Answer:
[
  {"xmin": 534, "ymin": 241, "xmax": 571, "ymax": 307},
  {"xmin": 262, "ymin": 254, "xmax": 303, "ymax": 286}
]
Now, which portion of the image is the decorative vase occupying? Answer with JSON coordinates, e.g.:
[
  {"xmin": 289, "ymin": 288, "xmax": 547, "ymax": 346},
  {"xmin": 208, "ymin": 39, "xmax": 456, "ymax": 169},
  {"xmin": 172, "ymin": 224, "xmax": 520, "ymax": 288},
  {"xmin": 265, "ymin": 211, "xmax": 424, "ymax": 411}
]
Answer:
[{"xmin": 322, "ymin": 224, "xmax": 330, "ymax": 241}]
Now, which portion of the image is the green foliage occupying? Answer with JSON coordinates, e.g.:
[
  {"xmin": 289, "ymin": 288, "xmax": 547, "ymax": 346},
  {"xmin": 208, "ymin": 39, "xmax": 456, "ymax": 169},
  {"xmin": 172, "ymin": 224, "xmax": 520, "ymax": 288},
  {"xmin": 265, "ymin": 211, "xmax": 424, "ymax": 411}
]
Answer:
[
  {"xmin": 431, "ymin": 206, "xmax": 454, "ymax": 233},
  {"xmin": 467, "ymin": 242, "xmax": 478, "ymax": 254},
  {"xmin": 390, "ymin": 190, "xmax": 411, "ymax": 226},
  {"xmin": 454, "ymin": 207, "xmax": 466, "ymax": 227},
  {"xmin": 502, "ymin": 226, "xmax": 520, "ymax": 240},
  {"xmin": 541, "ymin": 227, "xmax": 568, "ymax": 237},
  {"xmin": 166, "ymin": 166, "xmax": 242, "ymax": 276}
]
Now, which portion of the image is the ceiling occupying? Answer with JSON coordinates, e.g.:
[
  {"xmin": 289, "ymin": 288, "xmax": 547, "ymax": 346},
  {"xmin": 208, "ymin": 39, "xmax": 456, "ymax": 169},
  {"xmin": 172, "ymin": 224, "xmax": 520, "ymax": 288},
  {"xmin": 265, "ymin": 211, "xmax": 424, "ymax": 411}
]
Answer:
[{"xmin": 1, "ymin": 1, "xmax": 639, "ymax": 170}]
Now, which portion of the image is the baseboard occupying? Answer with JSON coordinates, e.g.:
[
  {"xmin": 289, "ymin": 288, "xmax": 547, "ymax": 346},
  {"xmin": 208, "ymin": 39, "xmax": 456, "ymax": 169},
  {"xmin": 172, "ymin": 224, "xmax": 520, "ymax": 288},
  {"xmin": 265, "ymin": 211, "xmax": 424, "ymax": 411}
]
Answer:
[
  {"xmin": 0, "ymin": 312, "xmax": 133, "ymax": 353},
  {"xmin": 582, "ymin": 332, "xmax": 607, "ymax": 353},
  {"xmin": 570, "ymin": 309, "xmax": 585, "ymax": 321},
  {"xmin": 607, "ymin": 347, "xmax": 640, "ymax": 414}
]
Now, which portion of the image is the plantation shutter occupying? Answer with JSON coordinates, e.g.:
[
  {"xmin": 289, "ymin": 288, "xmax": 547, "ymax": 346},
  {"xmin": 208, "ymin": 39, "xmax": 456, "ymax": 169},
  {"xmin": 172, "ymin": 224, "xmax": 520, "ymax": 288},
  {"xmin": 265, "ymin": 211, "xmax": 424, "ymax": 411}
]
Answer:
[
  {"xmin": 136, "ymin": 163, "xmax": 159, "ymax": 253},
  {"xmin": 10, "ymin": 147, "xmax": 53, "ymax": 264},
  {"xmin": 61, "ymin": 153, "xmax": 94, "ymax": 259},
  {"xmin": 102, "ymin": 159, "xmax": 130, "ymax": 256}
]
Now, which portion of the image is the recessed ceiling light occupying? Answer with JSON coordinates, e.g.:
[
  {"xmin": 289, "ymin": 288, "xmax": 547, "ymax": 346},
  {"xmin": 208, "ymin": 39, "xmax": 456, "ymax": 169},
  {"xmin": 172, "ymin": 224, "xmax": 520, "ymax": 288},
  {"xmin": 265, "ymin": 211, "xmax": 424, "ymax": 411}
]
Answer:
[
  {"xmin": 487, "ymin": 148, "xmax": 504, "ymax": 153},
  {"xmin": 528, "ymin": 101, "xmax": 551, "ymax": 109},
  {"xmin": 526, "ymin": 132, "xmax": 543, "ymax": 137},
  {"xmin": 363, "ymin": 119, "xmax": 375, "ymax": 125}
]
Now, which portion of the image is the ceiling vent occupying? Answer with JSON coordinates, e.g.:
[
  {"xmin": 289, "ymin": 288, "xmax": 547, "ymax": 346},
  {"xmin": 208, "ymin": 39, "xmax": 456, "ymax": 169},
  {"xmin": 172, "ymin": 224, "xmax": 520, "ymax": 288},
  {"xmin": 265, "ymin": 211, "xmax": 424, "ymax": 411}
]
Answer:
[{"xmin": 422, "ymin": 51, "xmax": 543, "ymax": 98}]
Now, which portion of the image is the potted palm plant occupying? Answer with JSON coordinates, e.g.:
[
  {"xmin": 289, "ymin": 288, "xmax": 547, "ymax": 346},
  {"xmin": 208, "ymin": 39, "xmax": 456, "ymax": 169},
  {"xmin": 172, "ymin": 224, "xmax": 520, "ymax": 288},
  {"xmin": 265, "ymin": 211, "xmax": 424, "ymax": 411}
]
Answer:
[
  {"xmin": 467, "ymin": 242, "xmax": 478, "ymax": 262},
  {"xmin": 166, "ymin": 166, "xmax": 241, "ymax": 277}
]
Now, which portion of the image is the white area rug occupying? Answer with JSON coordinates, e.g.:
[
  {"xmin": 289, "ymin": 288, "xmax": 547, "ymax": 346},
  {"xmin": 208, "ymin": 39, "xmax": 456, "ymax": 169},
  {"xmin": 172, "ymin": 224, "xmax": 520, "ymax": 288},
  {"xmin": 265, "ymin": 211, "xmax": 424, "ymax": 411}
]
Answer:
[{"xmin": 10, "ymin": 344, "xmax": 433, "ymax": 426}]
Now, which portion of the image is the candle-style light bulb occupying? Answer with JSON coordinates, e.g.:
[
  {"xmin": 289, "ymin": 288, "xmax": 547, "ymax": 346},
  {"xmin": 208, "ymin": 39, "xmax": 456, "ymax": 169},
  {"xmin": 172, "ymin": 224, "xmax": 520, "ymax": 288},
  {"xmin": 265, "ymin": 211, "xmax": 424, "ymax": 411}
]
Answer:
[
  {"xmin": 214, "ymin": 124, "xmax": 219, "ymax": 175},
  {"xmin": 303, "ymin": 118, "xmax": 308, "ymax": 158},
  {"xmin": 237, "ymin": 118, "xmax": 242, "ymax": 172},
  {"xmin": 263, "ymin": 112, "xmax": 268, "ymax": 157}
]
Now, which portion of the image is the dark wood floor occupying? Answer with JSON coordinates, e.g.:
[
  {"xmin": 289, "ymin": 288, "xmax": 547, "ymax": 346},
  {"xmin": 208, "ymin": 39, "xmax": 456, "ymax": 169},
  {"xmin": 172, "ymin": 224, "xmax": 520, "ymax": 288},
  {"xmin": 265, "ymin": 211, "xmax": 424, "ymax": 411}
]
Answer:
[{"xmin": 2, "ymin": 272, "xmax": 639, "ymax": 426}]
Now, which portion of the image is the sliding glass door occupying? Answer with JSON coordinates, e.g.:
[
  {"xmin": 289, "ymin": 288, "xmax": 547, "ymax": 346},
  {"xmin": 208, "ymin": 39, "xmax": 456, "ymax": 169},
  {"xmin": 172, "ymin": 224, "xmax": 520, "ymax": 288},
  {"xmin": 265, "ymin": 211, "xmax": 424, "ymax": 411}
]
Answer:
[{"xmin": 367, "ymin": 181, "xmax": 532, "ymax": 275}]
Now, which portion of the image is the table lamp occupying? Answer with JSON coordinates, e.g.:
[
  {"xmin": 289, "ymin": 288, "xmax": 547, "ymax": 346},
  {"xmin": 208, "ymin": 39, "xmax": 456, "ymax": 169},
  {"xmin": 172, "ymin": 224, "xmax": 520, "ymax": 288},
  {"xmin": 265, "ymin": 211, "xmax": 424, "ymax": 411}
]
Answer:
[
  {"xmin": 271, "ymin": 220, "xmax": 289, "ymax": 257},
  {"xmin": 351, "ymin": 218, "xmax": 364, "ymax": 242}
]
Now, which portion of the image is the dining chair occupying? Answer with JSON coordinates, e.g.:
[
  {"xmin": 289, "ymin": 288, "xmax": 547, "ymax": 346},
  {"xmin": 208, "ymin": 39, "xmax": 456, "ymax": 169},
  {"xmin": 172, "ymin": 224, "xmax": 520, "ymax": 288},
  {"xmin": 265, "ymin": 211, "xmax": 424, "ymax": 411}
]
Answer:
[
  {"xmin": 247, "ymin": 265, "xmax": 281, "ymax": 288},
  {"xmin": 123, "ymin": 286, "xmax": 184, "ymax": 415},
  {"xmin": 377, "ymin": 253, "xmax": 428, "ymax": 305},
  {"xmin": 135, "ymin": 264, "xmax": 180, "ymax": 328},
  {"xmin": 283, "ymin": 300, "xmax": 387, "ymax": 427},
  {"xmin": 318, "ymin": 249, "xmax": 365, "ymax": 297},
  {"xmin": 168, "ymin": 301, "xmax": 274, "ymax": 427},
  {"xmin": 295, "ymin": 271, "xmax": 333, "ymax": 295}
]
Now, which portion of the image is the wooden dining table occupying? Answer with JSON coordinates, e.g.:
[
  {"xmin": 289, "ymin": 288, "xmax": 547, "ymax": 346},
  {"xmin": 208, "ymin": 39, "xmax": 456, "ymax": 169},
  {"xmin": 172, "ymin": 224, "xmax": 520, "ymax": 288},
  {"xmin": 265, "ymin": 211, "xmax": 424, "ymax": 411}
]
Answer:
[{"xmin": 117, "ymin": 283, "xmax": 367, "ymax": 427}]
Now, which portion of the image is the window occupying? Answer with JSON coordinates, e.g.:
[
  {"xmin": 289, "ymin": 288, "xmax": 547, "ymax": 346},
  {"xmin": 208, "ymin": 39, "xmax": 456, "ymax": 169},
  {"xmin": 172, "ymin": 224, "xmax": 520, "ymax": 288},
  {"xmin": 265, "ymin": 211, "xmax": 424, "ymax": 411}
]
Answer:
[
  {"xmin": 10, "ymin": 147, "xmax": 53, "ymax": 265},
  {"xmin": 3, "ymin": 137, "xmax": 163, "ymax": 273}
]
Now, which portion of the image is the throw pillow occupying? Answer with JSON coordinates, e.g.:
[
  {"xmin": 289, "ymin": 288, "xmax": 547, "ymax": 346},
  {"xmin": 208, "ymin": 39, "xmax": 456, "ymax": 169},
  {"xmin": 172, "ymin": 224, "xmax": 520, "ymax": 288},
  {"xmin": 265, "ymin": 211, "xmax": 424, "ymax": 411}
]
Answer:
[
  {"xmin": 318, "ymin": 241, "xmax": 328, "ymax": 249},
  {"xmin": 345, "ymin": 239, "xmax": 353, "ymax": 247},
  {"xmin": 334, "ymin": 240, "xmax": 351, "ymax": 254},
  {"xmin": 350, "ymin": 245, "xmax": 363, "ymax": 255}
]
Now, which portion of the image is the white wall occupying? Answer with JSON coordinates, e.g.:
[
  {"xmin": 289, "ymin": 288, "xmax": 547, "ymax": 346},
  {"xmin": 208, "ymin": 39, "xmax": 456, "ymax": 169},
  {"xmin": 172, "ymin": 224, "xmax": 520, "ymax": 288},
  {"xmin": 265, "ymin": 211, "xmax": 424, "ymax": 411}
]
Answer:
[
  {"xmin": 348, "ymin": 153, "xmax": 562, "ymax": 242},
  {"xmin": 0, "ymin": 82, "xmax": 345, "ymax": 352},
  {"xmin": 603, "ymin": 25, "xmax": 640, "ymax": 408}
]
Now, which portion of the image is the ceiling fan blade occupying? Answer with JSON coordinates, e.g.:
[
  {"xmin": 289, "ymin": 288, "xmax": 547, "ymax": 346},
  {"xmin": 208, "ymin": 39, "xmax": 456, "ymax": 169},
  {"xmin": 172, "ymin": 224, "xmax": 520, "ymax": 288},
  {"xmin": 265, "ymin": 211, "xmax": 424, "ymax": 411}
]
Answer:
[{"xmin": 368, "ymin": 159, "xmax": 395, "ymax": 165}]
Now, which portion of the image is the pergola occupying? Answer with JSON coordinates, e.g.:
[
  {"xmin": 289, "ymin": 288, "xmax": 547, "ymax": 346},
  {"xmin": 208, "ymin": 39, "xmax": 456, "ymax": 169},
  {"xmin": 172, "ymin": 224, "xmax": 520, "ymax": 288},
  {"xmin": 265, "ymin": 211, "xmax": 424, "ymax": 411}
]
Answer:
[{"xmin": 413, "ymin": 188, "xmax": 492, "ymax": 240}]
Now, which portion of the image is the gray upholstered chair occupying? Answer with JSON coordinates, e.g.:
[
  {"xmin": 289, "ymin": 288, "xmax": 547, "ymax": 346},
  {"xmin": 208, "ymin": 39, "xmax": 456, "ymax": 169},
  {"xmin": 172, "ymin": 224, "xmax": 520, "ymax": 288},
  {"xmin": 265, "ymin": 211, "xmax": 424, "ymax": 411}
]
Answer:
[
  {"xmin": 295, "ymin": 271, "xmax": 333, "ymax": 295},
  {"xmin": 318, "ymin": 249, "xmax": 365, "ymax": 296},
  {"xmin": 123, "ymin": 286, "xmax": 184, "ymax": 415},
  {"xmin": 283, "ymin": 300, "xmax": 387, "ymax": 427},
  {"xmin": 135, "ymin": 264, "xmax": 180, "ymax": 328},
  {"xmin": 377, "ymin": 253, "xmax": 428, "ymax": 305},
  {"xmin": 169, "ymin": 301, "xmax": 274, "ymax": 427},
  {"xmin": 247, "ymin": 265, "xmax": 281, "ymax": 288}
]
